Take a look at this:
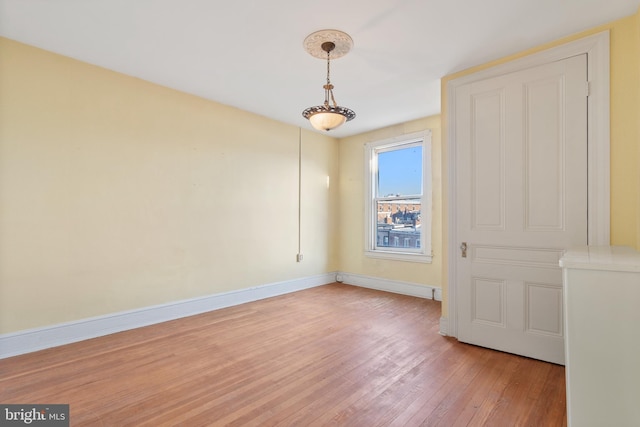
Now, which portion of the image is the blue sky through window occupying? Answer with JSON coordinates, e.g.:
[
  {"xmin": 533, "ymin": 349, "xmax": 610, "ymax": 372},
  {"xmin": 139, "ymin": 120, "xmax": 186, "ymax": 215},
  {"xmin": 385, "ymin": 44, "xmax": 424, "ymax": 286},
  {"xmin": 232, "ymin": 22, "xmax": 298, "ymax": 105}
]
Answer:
[{"xmin": 377, "ymin": 145, "xmax": 422, "ymax": 196}]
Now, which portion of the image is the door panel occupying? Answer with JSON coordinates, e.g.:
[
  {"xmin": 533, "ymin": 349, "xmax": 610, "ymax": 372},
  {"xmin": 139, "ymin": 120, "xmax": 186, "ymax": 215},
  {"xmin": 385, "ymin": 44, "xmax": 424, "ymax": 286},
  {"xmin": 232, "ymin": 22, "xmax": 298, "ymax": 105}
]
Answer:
[
  {"xmin": 471, "ymin": 89, "xmax": 505, "ymax": 231},
  {"xmin": 455, "ymin": 54, "xmax": 588, "ymax": 364}
]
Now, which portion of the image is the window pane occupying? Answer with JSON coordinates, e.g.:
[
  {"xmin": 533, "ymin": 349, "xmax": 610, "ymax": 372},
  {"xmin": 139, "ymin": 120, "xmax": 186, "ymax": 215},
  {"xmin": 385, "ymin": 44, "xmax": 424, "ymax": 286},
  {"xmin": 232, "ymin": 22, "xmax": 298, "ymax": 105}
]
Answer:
[
  {"xmin": 375, "ymin": 199, "xmax": 421, "ymax": 249},
  {"xmin": 377, "ymin": 145, "xmax": 422, "ymax": 197}
]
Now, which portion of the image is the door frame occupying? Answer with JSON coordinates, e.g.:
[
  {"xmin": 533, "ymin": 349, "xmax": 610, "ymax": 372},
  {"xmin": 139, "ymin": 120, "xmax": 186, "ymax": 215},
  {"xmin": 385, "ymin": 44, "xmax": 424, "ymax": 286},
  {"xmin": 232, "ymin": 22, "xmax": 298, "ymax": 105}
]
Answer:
[{"xmin": 444, "ymin": 31, "xmax": 610, "ymax": 338}]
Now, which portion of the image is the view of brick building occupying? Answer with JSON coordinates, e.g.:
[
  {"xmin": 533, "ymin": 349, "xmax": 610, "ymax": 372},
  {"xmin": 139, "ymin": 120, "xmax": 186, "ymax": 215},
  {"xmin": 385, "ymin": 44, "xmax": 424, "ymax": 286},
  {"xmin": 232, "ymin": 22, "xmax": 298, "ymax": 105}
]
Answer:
[{"xmin": 376, "ymin": 200, "xmax": 421, "ymax": 249}]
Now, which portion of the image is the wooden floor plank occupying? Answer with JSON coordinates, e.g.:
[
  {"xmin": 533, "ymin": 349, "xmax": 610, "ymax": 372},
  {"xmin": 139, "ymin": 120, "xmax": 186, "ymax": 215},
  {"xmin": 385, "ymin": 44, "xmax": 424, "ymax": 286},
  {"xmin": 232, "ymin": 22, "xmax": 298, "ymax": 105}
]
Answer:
[
  {"xmin": 448, "ymin": 352, "xmax": 522, "ymax": 426},
  {"xmin": 0, "ymin": 283, "xmax": 566, "ymax": 426}
]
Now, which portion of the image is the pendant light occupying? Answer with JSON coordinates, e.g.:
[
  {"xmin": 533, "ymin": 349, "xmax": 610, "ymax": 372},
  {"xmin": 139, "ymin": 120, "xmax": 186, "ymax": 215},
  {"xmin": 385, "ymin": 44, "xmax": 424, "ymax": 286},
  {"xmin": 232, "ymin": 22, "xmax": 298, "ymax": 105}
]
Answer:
[{"xmin": 302, "ymin": 30, "xmax": 356, "ymax": 132}]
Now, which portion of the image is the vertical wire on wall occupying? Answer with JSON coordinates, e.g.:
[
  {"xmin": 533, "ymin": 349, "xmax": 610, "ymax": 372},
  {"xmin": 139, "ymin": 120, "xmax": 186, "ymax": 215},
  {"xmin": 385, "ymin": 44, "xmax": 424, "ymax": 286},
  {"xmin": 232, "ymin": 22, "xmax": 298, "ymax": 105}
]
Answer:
[{"xmin": 297, "ymin": 127, "xmax": 302, "ymax": 258}]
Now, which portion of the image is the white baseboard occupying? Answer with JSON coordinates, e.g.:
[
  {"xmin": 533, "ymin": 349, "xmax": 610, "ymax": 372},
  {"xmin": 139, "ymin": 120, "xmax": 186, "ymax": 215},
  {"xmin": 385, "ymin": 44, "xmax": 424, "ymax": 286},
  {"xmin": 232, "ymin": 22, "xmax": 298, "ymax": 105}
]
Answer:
[
  {"xmin": 0, "ymin": 272, "xmax": 336, "ymax": 359},
  {"xmin": 337, "ymin": 272, "xmax": 442, "ymax": 301}
]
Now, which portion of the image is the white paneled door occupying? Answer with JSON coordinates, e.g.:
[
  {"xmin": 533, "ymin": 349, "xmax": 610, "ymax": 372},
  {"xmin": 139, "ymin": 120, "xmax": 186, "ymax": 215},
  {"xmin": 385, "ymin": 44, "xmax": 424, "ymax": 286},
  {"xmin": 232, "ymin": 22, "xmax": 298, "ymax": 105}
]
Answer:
[{"xmin": 455, "ymin": 54, "xmax": 588, "ymax": 365}]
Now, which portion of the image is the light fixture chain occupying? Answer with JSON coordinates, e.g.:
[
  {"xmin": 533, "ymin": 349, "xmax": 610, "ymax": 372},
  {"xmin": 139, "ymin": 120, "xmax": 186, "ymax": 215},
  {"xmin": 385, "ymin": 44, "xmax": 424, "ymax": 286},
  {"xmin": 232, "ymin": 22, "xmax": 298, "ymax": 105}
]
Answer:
[
  {"xmin": 329, "ymin": 88, "xmax": 338, "ymax": 108},
  {"xmin": 326, "ymin": 49, "xmax": 331, "ymax": 85},
  {"xmin": 326, "ymin": 49, "xmax": 338, "ymax": 107},
  {"xmin": 323, "ymin": 49, "xmax": 332, "ymax": 107}
]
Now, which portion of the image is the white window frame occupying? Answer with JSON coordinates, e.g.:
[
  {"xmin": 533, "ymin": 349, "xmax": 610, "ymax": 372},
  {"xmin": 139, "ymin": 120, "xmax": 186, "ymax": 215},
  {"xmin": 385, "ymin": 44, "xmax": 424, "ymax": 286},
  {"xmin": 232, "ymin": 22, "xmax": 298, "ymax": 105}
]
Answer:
[{"xmin": 364, "ymin": 130, "xmax": 432, "ymax": 263}]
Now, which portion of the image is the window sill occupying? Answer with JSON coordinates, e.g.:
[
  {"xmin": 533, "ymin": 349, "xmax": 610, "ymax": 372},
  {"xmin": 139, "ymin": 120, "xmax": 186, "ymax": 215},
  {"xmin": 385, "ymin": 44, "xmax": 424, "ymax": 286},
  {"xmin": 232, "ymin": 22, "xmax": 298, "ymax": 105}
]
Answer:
[{"xmin": 365, "ymin": 250, "xmax": 433, "ymax": 264}]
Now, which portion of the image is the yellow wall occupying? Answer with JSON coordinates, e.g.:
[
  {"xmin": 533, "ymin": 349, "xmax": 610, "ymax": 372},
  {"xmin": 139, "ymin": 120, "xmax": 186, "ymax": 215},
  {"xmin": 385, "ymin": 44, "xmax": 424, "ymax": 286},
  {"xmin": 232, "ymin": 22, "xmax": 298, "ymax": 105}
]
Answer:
[
  {"xmin": 440, "ymin": 10, "xmax": 640, "ymax": 316},
  {"xmin": 337, "ymin": 116, "xmax": 443, "ymax": 288},
  {"xmin": 610, "ymin": 12, "xmax": 640, "ymax": 249},
  {"xmin": 0, "ymin": 38, "xmax": 339, "ymax": 334}
]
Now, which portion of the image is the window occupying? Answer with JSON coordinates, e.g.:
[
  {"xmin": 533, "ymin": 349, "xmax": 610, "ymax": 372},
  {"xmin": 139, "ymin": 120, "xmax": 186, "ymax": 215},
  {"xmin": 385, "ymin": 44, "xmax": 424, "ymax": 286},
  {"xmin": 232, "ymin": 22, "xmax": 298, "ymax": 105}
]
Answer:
[{"xmin": 364, "ymin": 130, "xmax": 432, "ymax": 263}]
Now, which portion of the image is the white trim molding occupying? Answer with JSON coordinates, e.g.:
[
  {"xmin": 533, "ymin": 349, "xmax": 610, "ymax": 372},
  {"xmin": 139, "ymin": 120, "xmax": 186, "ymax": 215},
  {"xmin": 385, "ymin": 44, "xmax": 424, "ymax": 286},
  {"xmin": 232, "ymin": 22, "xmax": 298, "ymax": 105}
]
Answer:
[
  {"xmin": 446, "ymin": 31, "xmax": 611, "ymax": 340},
  {"xmin": 0, "ymin": 273, "xmax": 336, "ymax": 359},
  {"xmin": 337, "ymin": 272, "xmax": 442, "ymax": 301},
  {"xmin": 439, "ymin": 317, "xmax": 448, "ymax": 336}
]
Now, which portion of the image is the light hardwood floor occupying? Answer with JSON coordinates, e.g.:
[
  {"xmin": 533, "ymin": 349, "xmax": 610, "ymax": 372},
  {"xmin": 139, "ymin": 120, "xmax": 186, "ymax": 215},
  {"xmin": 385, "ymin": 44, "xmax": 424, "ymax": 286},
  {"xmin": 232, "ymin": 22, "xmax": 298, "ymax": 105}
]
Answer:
[{"xmin": 0, "ymin": 283, "xmax": 567, "ymax": 426}]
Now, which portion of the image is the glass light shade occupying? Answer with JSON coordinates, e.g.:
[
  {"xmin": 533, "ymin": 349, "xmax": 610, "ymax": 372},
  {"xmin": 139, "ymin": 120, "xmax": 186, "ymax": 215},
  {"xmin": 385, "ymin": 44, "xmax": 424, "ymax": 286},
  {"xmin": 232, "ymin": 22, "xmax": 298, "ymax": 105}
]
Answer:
[
  {"xmin": 309, "ymin": 112, "xmax": 347, "ymax": 131},
  {"xmin": 302, "ymin": 105, "xmax": 356, "ymax": 131}
]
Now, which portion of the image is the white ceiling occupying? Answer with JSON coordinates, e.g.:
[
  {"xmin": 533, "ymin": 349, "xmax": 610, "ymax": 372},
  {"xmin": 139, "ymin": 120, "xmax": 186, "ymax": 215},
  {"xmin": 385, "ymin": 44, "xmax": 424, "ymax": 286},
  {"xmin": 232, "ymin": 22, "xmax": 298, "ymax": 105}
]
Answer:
[{"xmin": 1, "ymin": 0, "xmax": 638, "ymax": 138}]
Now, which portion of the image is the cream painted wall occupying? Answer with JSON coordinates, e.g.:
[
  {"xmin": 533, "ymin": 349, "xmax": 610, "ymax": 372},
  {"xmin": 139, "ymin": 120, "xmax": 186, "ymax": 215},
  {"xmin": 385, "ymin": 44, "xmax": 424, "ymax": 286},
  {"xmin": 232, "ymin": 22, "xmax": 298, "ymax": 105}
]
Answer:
[
  {"xmin": 0, "ymin": 38, "xmax": 339, "ymax": 334},
  {"xmin": 440, "ymin": 10, "xmax": 640, "ymax": 317},
  {"xmin": 610, "ymin": 11, "xmax": 640, "ymax": 249},
  {"xmin": 337, "ymin": 116, "xmax": 442, "ymax": 288},
  {"xmin": 637, "ymin": 11, "xmax": 640, "ymax": 251}
]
